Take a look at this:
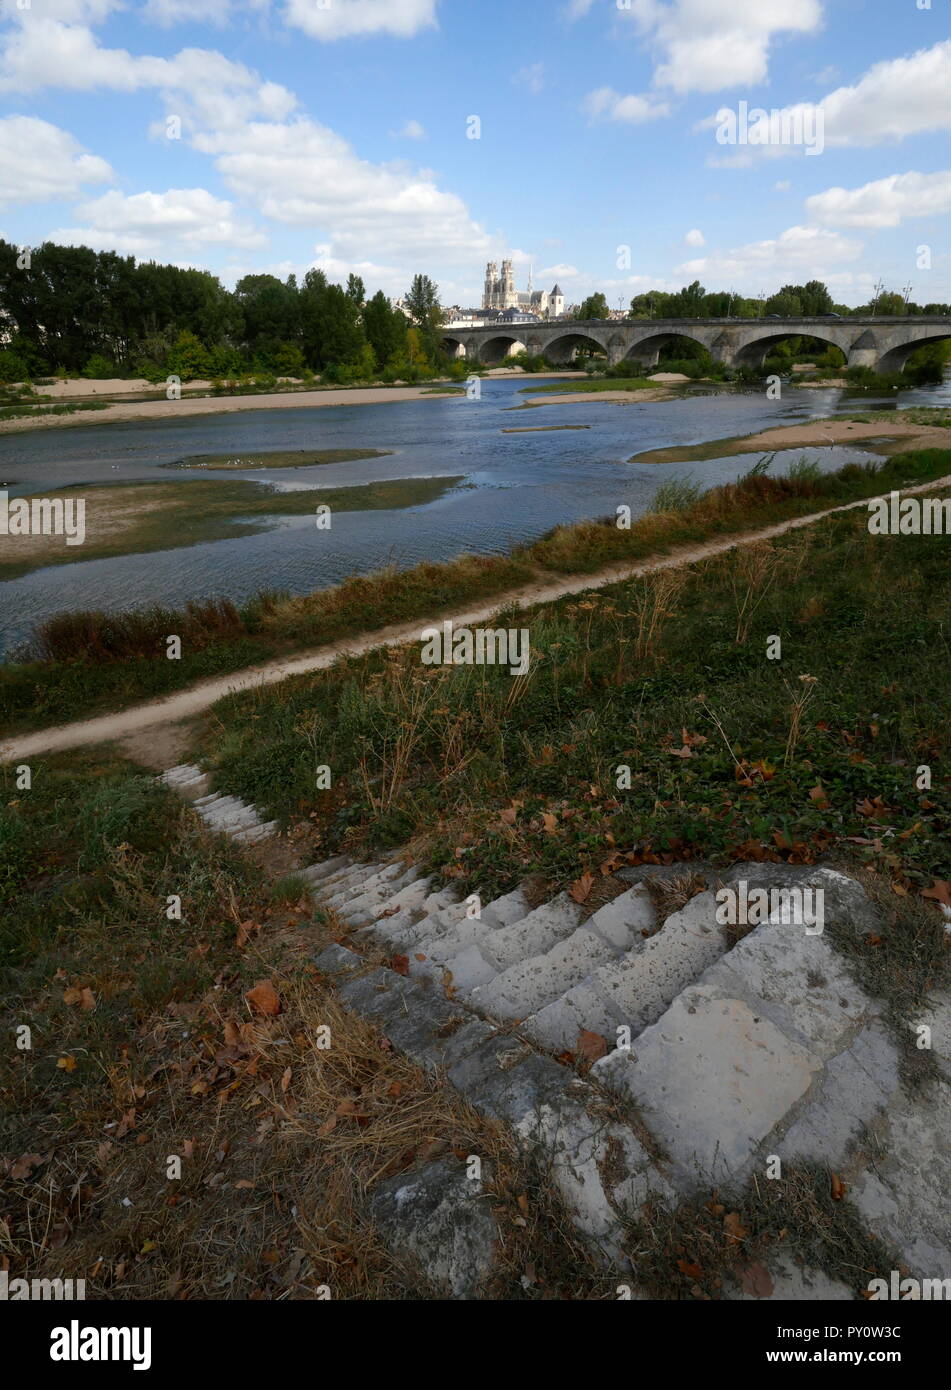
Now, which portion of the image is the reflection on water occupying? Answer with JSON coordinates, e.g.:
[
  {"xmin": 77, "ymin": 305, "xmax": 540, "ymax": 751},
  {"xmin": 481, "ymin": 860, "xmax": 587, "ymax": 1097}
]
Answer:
[{"xmin": 0, "ymin": 373, "xmax": 948, "ymax": 656}]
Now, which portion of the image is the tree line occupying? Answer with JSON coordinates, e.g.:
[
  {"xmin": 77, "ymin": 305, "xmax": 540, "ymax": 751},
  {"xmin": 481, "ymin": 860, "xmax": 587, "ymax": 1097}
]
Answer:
[
  {"xmin": 569, "ymin": 280, "xmax": 951, "ymax": 323},
  {"xmin": 0, "ymin": 239, "xmax": 448, "ymax": 384}
]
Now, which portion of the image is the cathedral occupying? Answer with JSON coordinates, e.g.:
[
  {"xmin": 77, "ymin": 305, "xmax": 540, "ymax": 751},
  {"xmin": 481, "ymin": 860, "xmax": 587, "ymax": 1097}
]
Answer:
[{"xmin": 482, "ymin": 260, "xmax": 565, "ymax": 318}]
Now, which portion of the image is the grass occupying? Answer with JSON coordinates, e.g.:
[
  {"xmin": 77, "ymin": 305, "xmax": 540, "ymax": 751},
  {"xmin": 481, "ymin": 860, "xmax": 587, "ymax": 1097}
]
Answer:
[
  {"xmin": 164, "ymin": 448, "xmax": 393, "ymax": 470},
  {"xmin": 0, "ymin": 400, "xmax": 110, "ymax": 423},
  {"xmin": 196, "ymin": 484, "xmax": 951, "ymax": 917},
  {"xmin": 0, "ymin": 474, "xmax": 464, "ymax": 581},
  {"xmin": 0, "ymin": 752, "xmax": 604, "ymax": 1300},
  {"xmin": 3, "ymin": 448, "xmax": 951, "ymax": 734},
  {"xmin": 520, "ymin": 377, "xmax": 662, "ymax": 395},
  {"xmin": 624, "ymin": 1163, "xmax": 904, "ymax": 1300}
]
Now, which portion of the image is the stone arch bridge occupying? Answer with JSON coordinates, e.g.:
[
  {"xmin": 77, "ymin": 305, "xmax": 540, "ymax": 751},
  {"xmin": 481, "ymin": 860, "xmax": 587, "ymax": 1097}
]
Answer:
[{"xmin": 441, "ymin": 316, "xmax": 951, "ymax": 373}]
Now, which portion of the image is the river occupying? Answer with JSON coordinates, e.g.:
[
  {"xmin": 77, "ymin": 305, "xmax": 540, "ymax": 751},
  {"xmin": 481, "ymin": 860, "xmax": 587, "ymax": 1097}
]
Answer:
[{"xmin": 0, "ymin": 374, "xmax": 948, "ymax": 658}]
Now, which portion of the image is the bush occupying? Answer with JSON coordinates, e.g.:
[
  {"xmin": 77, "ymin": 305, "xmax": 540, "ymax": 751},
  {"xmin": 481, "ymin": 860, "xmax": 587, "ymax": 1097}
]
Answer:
[
  {"xmin": 0, "ymin": 349, "xmax": 30, "ymax": 384},
  {"xmin": 82, "ymin": 353, "xmax": 116, "ymax": 380}
]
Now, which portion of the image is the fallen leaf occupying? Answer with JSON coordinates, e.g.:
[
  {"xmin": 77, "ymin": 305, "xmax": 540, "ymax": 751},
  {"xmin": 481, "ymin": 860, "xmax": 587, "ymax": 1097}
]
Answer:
[
  {"xmin": 569, "ymin": 872, "xmax": 595, "ymax": 904},
  {"xmin": 830, "ymin": 1172, "xmax": 847, "ymax": 1201},
  {"xmin": 10, "ymin": 1153, "xmax": 43, "ymax": 1181},
  {"xmin": 575, "ymin": 1030, "xmax": 608, "ymax": 1063},
  {"xmin": 922, "ymin": 880, "xmax": 951, "ymax": 909},
  {"xmin": 723, "ymin": 1211, "xmax": 748, "ymax": 1242},
  {"xmin": 737, "ymin": 1262, "xmax": 774, "ymax": 1298},
  {"xmin": 677, "ymin": 1259, "xmax": 704, "ymax": 1280},
  {"xmin": 245, "ymin": 980, "xmax": 281, "ymax": 1016}
]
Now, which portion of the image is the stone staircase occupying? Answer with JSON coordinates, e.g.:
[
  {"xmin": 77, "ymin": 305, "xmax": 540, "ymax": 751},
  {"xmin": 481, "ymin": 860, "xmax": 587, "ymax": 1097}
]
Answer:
[{"xmin": 161, "ymin": 763, "xmax": 951, "ymax": 1288}]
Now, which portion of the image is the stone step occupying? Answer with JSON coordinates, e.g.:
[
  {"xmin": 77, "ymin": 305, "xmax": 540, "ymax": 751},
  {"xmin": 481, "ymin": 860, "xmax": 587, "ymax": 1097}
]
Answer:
[
  {"xmin": 585, "ymin": 884, "xmax": 657, "ymax": 951},
  {"xmin": 342, "ymin": 871, "xmax": 430, "ymax": 929},
  {"xmin": 587, "ymin": 890, "xmax": 729, "ymax": 1036},
  {"xmin": 472, "ymin": 926, "xmax": 618, "ymax": 1023},
  {"xmin": 233, "ymin": 821, "xmax": 279, "ymax": 844},
  {"xmin": 332, "ymin": 869, "xmax": 422, "ymax": 926},
  {"xmin": 474, "ymin": 892, "xmax": 584, "ymax": 971},
  {"xmin": 592, "ymin": 903, "xmax": 888, "ymax": 1194},
  {"xmin": 312, "ymin": 862, "xmax": 386, "ymax": 899},
  {"xmin": 312, "ymin": 941, "xmax": 674, "ymax": 1262},
  {"xmin": 320, "ymin": 862, "xmax": 405, "ymax": 910},
  {"xmin": 404, "ymin": 887, "xmax": 533, "ymax": 976},
  {"xmin": 199, "ymin": 803, "xmax": 262, "ymax": 831},
  {"xmin": 161, "ymin": 763, "xmax": 205, "ymax": 786},
  {"xmin": 301, "ymin": 855, "xmax": 353, "ymax": 884}
]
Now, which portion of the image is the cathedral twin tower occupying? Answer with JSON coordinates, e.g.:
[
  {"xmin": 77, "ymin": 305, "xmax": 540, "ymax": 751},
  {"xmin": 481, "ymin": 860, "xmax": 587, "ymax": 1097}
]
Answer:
[{"xmin": 482, "ymin": 260, "xmax": 565, "ymax": 318}]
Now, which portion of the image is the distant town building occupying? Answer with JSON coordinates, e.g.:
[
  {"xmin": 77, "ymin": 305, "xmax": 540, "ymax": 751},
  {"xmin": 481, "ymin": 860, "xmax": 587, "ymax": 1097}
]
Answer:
[{"xmin": 482, "ymin": 260, "xmax": 565, "ymax": 318}]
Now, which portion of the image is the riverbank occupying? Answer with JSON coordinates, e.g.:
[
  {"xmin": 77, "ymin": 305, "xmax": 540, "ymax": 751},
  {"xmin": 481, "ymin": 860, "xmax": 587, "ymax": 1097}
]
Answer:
[
  {"xmin": 631, "ymin": 411, "xmax": 951, "ymax": 464},
  {"xmin": 3, "ymin": 447, "xmax": 950, "ymax": 749},
  {"xmin": 0, "ymin": 383, "xmax": 467, "ymax": 436}
]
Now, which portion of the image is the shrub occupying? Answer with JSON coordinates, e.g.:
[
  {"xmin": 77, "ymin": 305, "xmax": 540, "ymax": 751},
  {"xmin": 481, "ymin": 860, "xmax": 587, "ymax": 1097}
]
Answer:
[{"xmin": 82, "ymin": 353, "xmax": 115, "ymax": 380}]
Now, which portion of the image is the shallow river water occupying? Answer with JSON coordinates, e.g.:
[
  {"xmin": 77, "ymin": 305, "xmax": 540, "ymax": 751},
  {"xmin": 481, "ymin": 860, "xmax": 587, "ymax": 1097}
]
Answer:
[{"xmin": 0, "ymin": 374, "xmax": 948, "ymax": 657}]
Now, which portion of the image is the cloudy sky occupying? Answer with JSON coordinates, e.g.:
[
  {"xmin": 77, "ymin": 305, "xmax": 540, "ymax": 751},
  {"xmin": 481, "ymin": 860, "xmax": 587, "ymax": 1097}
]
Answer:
[{"xmin": 1, "ymin": 0, "xmax": 950, "ymax": 306}]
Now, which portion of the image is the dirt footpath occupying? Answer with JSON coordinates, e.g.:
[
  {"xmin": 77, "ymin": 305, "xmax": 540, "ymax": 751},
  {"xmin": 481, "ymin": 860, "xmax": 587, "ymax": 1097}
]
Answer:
[{"xmin": 4, "ymin": 472, "xmax": 949, "ymax": 765}]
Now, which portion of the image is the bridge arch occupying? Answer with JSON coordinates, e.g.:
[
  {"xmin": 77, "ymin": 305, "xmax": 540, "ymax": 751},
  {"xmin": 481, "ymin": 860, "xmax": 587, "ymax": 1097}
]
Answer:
[
  {"xmin": 732, "ymin": 327, "xmax": 846, "ymax": 368},
  {"xmin": 624, "ymin": 329, "xmax": 713, "ymax": 367},
  {"xmin": 441, "ymin": 335, "xmax": 467, "ymax": 360},
  {"xmin": 478, "ymin": 334, "xmax": 528, "ymax": 364},
  {"xmin": 877, "ymin": 329, "xmax": 951, "ymax": 373},
  {"xmin": 544, "ymin": 331, "xmax": 608, "ymax": 364}
]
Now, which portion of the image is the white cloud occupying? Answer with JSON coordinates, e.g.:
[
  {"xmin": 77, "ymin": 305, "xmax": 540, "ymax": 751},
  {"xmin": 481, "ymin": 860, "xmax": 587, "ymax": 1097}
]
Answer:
[
  {"xmin": 538, "ymin": 263, "xmax": 580, "ymax": 280},
  {"xmin": 675, "ymin": 224, "xmax": 863, "ymax": 290},
  {"xmin": 513, "ymin": 62, "xmax": 545, "ymax": 94},
  {"xmin": 774, "ymin": 179, "xmax": 791, "ymax": 191},
  {"xmin": 390, "ymin": 119, "xmax": 426, "ymax": 139},
  {"xmin": 52, "ymin": 188, "xmax": 268, "ymax": 255},
  {"xmin": 282, "ymin": 0, "xmax": 439, "ymax": 41},
  {"xmin": 143, "ymin": 0, "xmax": 234, "ymax": 25},
  {"xmin": 702, "ymin": 41, "xmax": 951, "ymax": 159},
  {"xmin": 212, "ymin": 117, "xmax": 491, "ymax": 263},
  {"xmin": 583, "ymin": 86, "xmax": 670, "ymax": 123},
  {"xmin": 0, "ymin": 115, "xmax": 112, "ymax": 207},
  {"xmin": 807, "ymin": 171, "xmax": 951, "ymax": 228},
  {"xmin": 563, "ymin": 0, "xmax": 596, "ymax": 19},
  {"xmin": 621, "ymin": 0, "xmax": 823, "ymax": 95},
  {"xmin": 684, "ymin": 228, "xmax": 705, "ymax": 247},
  {"xmin": 816, "ymin": 40, "xmax": 951, "ymax": 145}
]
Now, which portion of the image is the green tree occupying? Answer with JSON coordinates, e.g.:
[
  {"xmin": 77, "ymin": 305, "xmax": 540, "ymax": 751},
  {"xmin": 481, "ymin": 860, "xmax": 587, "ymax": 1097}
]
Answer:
[
  {"xmin": 575, "ymin": 293, "xmax": 610, "ymax": 320},
  {"xmin": 167, "ymin": 329, "xmax": 211, "ymax": 380},
  {"xmin": 363, "ymin": 290, "xmax": 409, "ymax": 370}
]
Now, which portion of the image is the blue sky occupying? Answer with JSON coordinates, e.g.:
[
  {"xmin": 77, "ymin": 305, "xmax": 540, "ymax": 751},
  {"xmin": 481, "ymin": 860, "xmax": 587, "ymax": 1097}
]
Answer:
[{"xmin": 1, "ymin": 0, "xmax": 950, "ymax": 307}]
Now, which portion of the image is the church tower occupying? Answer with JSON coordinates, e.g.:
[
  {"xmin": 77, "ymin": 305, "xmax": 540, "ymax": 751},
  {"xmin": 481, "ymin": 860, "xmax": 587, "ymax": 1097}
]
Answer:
[
  {"xmin": 501, "ymin": 259, "xmax": 516, "ymax": 309},
  {"xmin": 483, "ymin": 261, "xmax": 498, "ymax": 310}
]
